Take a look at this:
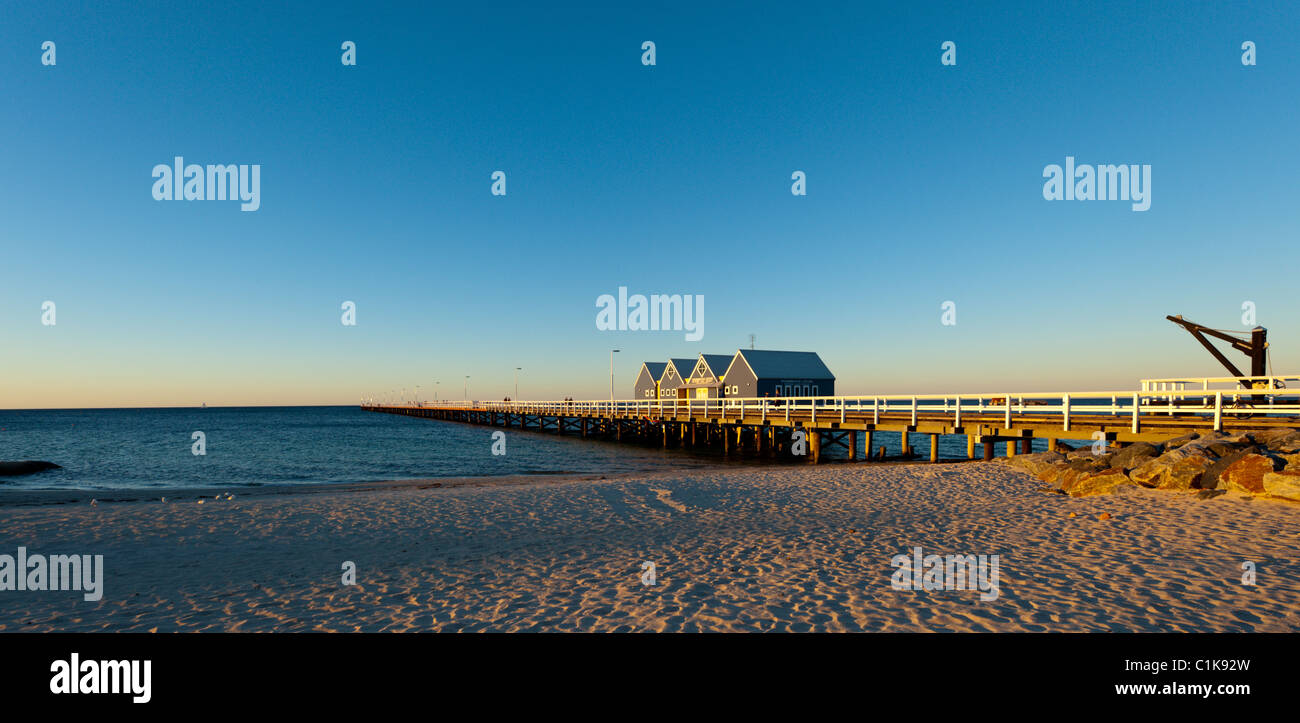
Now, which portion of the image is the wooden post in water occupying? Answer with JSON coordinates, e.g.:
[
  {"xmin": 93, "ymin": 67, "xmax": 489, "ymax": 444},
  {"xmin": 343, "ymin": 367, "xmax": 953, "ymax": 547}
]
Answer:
[
  {"xmin": 966, "ymin": 434, "xmax": 976, "ymax": 459},
  {"xmin": 863, "ymin": 431, "xmax": 873, "ymax": 461},
  {"xmin": 982, "ymin": 437, "xmax": 995, "ymax": 461},
  {"xmin": 1020, "ymin": 438, "xmax": 1032, "ymax": 455},
  {"xmin": 809, "ymin": 429, "xmax": 822, "ymax": 463},
  {"xmin": 900, "ymin": 430, "xmax": 909, "ymax": 455},
  {"xmin": 1006, "ymin": 440, "xmax": 1017, "ymax": 457},
  {"xmin": 929, "ymin": 434, "xmax": 939, "ymax": 462},
  {"xmin": 848, "ymin": 431, "xmax": 858, "ymax": 461}
]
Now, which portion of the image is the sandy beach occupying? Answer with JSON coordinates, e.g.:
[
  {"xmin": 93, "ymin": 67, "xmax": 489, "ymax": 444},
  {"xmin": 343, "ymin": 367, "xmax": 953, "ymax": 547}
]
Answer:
[{"xmin": 1, "ymin": 462, "xmax": 1297, "ymax": 633}]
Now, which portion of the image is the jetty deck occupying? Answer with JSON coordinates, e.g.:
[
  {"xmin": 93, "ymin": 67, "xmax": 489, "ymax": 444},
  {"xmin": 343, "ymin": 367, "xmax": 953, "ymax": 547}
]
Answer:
[{"xmin": 362, "ymin": 375, "xmax": 1300, "ymax": 463}]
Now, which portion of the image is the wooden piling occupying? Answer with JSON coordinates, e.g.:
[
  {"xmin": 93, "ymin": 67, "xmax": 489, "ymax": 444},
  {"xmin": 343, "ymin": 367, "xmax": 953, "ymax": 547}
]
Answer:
[{"xmin": 929, "ymin": 434, "xmax": 939, "ymax": 462}]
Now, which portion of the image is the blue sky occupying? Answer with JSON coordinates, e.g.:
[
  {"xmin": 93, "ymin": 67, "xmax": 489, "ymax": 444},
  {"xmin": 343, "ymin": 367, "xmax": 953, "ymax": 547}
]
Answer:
[{"xmin": 2, "ymin": 0, "xmax": 1297, "ymax": 407}]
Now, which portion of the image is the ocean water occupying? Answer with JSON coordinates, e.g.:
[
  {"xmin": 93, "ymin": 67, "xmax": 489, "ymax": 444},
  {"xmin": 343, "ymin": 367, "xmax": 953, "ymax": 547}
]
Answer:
[{"xmin": 0, "ymin": 406, "xmax": 721, "ymax": 491}]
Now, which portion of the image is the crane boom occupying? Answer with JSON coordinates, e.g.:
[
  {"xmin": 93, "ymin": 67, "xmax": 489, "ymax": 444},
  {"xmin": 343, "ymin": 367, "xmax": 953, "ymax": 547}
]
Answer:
[{"xmin": 1166, "ymin": 315, "xmax": 1268, "ymax": 383}]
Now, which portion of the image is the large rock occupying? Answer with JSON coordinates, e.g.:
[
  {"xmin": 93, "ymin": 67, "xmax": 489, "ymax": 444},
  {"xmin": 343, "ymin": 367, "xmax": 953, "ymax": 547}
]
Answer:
[
  {"xmin": 1249, "ymin": 428, "xmax": 1300, "ymax": 448},
  {"xmin": 1128, "ymin": 451, "xmax": 1214, "ymax": 489},
  {"xmin": 1253, "ymin": 429, "xmax": 1300, "ymax": 454},
  {"xmin": 1159, "ymin": 455, "xmax": 1215, "ymax": 490},
  {"xmin": 1161, "ymin": 433, "xmax": 1199, "ymax": 451},
  {"xmin": 1262, "ymin": 470, "xmax": 1300, "ymax": 501},
  {"xmin": 1109, "ymin": 442, "xmax": 1160, "ymax": 470},
  {"xmin": 1032, "ymin": 457, "xmax": 1097, "ymax": 488},
  {"xmin": 1005, "ymin": 451, "xmax": 1066, "ymax": 478},
  {"xmin": 1066, "ymin": 446, "xmax": 1109, "ymax": 461},
  {"xmin": 0, "ymin": 460, "xmax": 61, "ymax": 476},
  {"xmin": 1198, "ymin": 431, "xmax": 1252, "ymax": 446},
  {"xmin": 1202, "ymin": 448, "xmax": 1253, "ymax": 489},
  {"xmin": 1064, "ymin": 468, "xmax": 1137, "ymax": 497},
  {"xmin": 1220, "ymin": 453, "xmax": 1282, "ymax": 494}
]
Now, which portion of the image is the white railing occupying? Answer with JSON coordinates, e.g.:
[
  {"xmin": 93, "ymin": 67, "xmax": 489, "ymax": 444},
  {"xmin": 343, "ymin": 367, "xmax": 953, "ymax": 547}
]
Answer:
[
  {"xmin": 363, "ymin": 378, "xmax": 1300, "ymax": 434},
  {"xmin": 1140, "ymin": 375, "xmax": 1296, "ymax": 392}
]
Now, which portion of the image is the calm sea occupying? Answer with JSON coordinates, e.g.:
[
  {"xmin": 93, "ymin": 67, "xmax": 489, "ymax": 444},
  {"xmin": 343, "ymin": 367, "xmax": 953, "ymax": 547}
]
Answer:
[{"xmin": 0, "ymin": 406, "xmax": 722, "ymax": 491}]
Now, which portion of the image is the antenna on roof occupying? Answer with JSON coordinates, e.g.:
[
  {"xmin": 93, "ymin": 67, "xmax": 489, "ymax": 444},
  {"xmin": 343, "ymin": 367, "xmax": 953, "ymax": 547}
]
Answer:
[{"xmin": 748, "ymin": 334, "xmax": 755, "ymax": 350}]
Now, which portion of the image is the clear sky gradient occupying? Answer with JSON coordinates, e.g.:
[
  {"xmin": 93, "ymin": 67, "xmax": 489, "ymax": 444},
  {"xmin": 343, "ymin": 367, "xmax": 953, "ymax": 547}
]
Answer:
[{"xmin": 2, "ymin": 1, "xmax": 1297, "ymax": 408}]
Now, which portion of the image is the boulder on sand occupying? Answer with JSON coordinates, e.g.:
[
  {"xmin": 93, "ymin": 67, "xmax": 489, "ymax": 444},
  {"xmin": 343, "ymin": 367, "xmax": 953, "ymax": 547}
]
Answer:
[
  {"xmin": 1047, "ymin": 457, "xmax": 1108, "ymax": 489},
  {"xmin": 1202, "ymin": 448, "xmax": 1253, "ymax": 489},
  {"xmin": 1220, "ymin": 453, "xmax": 1283, "ymax": 494},
  {"xmin": 1262, "ymin": 469, "xmax": 1300, "ymax": 501},
  {"xmin": 1108, "ymin": 442, "xmax": 1160, "ymax": 471},
  {"xmin": 1063, "ymin": 468, "xmax": 1136, "ymax": 497},
  {"xmin": 0, "ymin": 460, "xmax": 62, "ymax": 476},
  {"xmin": 1004, "ymin": 451, "xmax": 1065, "ymax": 478},
  {"xmin": 1128, "ymin": 451, "xmax": 1215, "ymax": 489}
]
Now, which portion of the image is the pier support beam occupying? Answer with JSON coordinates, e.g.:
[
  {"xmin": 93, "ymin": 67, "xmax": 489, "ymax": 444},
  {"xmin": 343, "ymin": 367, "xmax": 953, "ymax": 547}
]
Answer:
[
  {"xmin": 809, "ymin": 429, "xmax": 822, "ymax": 463},
  {"xmin": 982, "ymin": 437, "xmax": 995, "ymax": 461},
  {"xmin": 929, "ymin": 434, "xmax": 939, "ymax": 463},
  {"xmin": 966, "ymin": 434, "xmax": 976, "ymax": 460},
  {"xmin": 848, "ymin": 431, "xmax": 858, "ymax": 461},
  {"xmin": 1020, "ymin": 438, "xmax": 1033, "ymax": 455}
]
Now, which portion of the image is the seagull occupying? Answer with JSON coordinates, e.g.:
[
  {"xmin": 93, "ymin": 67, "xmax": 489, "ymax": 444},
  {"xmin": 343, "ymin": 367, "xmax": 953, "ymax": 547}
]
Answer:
[{"xmin": 90, "ymin": 499, "xmax": 97, "ymax": 506}]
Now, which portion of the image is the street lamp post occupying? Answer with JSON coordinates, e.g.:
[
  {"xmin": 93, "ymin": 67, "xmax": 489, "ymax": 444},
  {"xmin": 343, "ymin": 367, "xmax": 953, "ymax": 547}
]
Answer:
[
  {"xmin": 610, "ymin": 349, "xmax": 620, "ymax": 402},
  {"xmin": 514, "ymin": 367, "xmax": 522, "ymax": 400},
  {"xmin": 464, "ymin": 376, "xmax": 470, "ymax": 401}
]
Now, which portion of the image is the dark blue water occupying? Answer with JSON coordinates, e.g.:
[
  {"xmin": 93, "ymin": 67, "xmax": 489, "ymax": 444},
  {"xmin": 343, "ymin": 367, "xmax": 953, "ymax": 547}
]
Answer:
[{"xmin": 0, "ymin": 406, "xmax": 718, "ymax": 491}]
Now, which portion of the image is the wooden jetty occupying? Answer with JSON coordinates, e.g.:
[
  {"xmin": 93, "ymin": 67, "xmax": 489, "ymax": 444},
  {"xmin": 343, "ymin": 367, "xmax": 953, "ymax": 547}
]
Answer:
[{"xmin": 362, "ymin": 375, "xmax": 1300, "ymax": 463}]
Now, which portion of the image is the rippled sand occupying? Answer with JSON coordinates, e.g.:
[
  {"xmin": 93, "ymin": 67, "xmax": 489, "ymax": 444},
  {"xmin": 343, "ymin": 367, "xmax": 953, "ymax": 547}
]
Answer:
[{"xmin": 1, "ymin": 462, "xmax": 1297, "ymax": 632}]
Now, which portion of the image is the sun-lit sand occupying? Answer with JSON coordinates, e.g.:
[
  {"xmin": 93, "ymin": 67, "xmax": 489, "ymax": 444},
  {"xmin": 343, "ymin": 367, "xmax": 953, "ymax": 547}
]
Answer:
[{"xmin": 1, "ymin": 462, "xmax": 1297, "ymax": 632}]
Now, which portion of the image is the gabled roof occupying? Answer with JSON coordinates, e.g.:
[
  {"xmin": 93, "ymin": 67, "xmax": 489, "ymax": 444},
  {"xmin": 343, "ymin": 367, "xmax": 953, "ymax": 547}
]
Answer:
[
  {"xmin": 640, "ymin": 361, "xmax": 667, "ymax": 380},
  {"xmin": 663, "ymin": 358, "xmax": 695, "ymax": 381},
  {"xmin": 730, "ymin": 349, "xmax": 835, "ymax": 380},
  {"xmin": 695, "ymin": 354, "xmax": 734, "ymax": 380}
]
